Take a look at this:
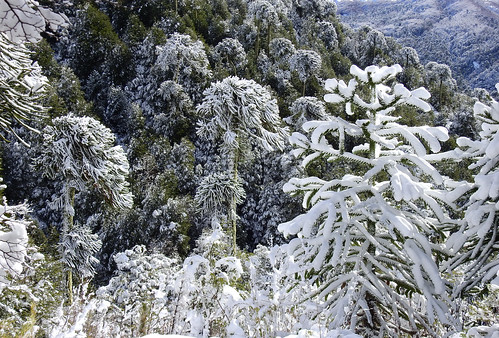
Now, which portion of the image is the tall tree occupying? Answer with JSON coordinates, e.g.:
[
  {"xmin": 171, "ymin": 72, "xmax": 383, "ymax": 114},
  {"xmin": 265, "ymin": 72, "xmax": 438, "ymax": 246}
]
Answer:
[
  {"xmin": 197, "ymin": 76, "xmax": 287, "ymax": 253},
  {"xmin": 34, "ymin": 114, "xmax": 133, "ymax": 303},
  {"xmin": 279, "ymin": 64, "xmax": 457, "ymax": 335},
  {"xmin": 290, "ymin": 49, "xmax": 322, "ymax": 96}
]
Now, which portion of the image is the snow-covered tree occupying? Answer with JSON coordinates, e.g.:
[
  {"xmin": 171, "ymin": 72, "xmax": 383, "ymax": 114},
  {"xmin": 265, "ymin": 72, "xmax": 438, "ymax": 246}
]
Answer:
[
  {"xmin": 279, "ymin": 64, "xmax": 457, "ymax": 335},
  {"xmin": 248, "ymin": 0, "xmax": 279, "ymax": 56},
  {"xmin": 365, "ymin": 28, "xmax": 387, "ymax": 63},
  {"xmin": 197, "ymin": 76, "xmax": 288, "ymax": 252},
  {"xmin": 152, "ymin": 80, "xmax": 195, "ymax": 140},
  {"xmin": 34, "ymin": 114, "xmax": 132, "ymax": 302},
  {"xmin": 155, "ymin": 32, "xmax": 211, "ymax": 86},
  {"xmin": 446, "ymin": 84, "xmax": 499, "ymax": 295},
  {"xmin": 292, "ymin": 0, "xmax": 336, "ymax": 20},
  {"xmin": 290, "ymin": 49, "xmax": 322, "ymax": 96},
  {"xmin": 213, "ymin": 37, "xmax": 247, "ymax": 76},
  {"xmin": 35, "ymin": 114, "xmax": 133, "ymax": 219},
  {"xmin": 269, "ymin": 37, "xmax": 296, "ymax": 66},
  {"xmin": 424, "ymin": 61, "xmax": 457, "ymax": 110},
  {"xmin": 399, "ymin": 47, "xmax": 420, "ymax": 68},
  {"xmin": 285, "ymin": 96, "xmax": 328, "ymax": 131},
  {"xmin": 0, "ymin": 0, "xmax": 67, "ymax": 43},
  {"xmin": 0, "ymin": 32, "xmax": 47, "ymax": 145},
  {"xmin": 195, "ymin": 172, "xmax": 245, "ymax": 222},
  {"xmin": 317, "ymin": 21, "xmax": 338, "ymax": 50},
  {"xmin": 59, "ymin": 222, "xmax": 101, "ymax": 280}
]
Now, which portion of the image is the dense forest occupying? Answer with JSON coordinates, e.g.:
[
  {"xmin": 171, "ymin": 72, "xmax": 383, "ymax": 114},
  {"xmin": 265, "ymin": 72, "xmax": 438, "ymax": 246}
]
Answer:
[{"xmin": 0, "ymin": 0, "xmax": 498, "ymax": 336}]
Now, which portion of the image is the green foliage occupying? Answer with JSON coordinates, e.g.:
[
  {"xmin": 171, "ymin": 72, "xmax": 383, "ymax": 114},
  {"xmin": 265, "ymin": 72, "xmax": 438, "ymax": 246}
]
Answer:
[{"xmin": 69, "ymin": 4, "xmax": 132, "ymax": 85}]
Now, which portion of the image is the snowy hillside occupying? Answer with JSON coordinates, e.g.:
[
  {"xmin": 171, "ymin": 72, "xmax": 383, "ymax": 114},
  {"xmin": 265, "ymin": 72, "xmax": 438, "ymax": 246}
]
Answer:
[{"xmin": 336, "ymin": 0, "xmax": 499, "ymax": 91}]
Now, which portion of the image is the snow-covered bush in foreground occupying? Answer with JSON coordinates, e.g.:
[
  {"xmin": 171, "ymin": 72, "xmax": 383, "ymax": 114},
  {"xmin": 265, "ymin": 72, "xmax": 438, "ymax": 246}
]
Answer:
[{"xmin": 278, "ymin": 64, "xmax": 458, "ymax": 336}]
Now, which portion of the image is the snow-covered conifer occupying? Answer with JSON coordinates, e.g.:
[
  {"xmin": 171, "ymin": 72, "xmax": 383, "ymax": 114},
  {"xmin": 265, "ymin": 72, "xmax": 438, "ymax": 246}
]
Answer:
[
  {"xmin": 425, "ymin": 62, "xmax": 456, "ymax": 90},
  {"xmin": 279, "ymin": 64, "xmax": 457, "ymax": 335},
  {"xmin": 285, "ymin": 96, "xmax": 328, "ymax": 130},
  {"xmin": 424, "ymin": 61, "xmax": 457, "ymax": 109},
  {"xmin": 34, "ymin": 114, "xmax": 132, "ymax": 301},
  {"xmin": 0, "ymin": 33, "xmax": 47, "ymax": 145},
  {"xmin": 59, "ymin": 221, "xmax": 102, "ymax": 279},
  {"xmin": 35, "ymin": 114, "xmax": 133, "ymax": 218},
  {"xmin": 269, "ymin": 37, "xmax": 296, "ymax": 65},
  {"xmin": 446, "ymin": 84, "xmax": 499, "ymax": 294},
  {"xmin": 197, "ymin": 76, "xmax": 288, "ymax": 252},
  {"xmin": 248, "ymin": 0, "xmax": 279, "ymax": 56},
  {"xmin": 318, "ymin": 21, "xmax": 339, "ymax": 50},
  {"xmin": 293, "ymin": 0, "xmax": 336, "ymax": 20},
  {"xmin": 213, "ymin": 38, "xmax": 248, "ymax": 76},
  {"xmin": 290, "ymin": 49, "xmax": 322, "ymax": 96},
  {"xmin": 195, "ymin": 172, "xmax": 245, "ymax": 221},
  {"xmin": 155, "ymin": 33, "xmax": 211, "ymax": 85},
  {"xmin": 399, "ymin": 47, "xmax": 420, "ymax": 68},
  {"xmin": 365, "ymin": 28, "xmax": 387, "ymax": 63},
  {"xmin": 197, "ymin": 76, "xmax": 287, "ymax": 155}
]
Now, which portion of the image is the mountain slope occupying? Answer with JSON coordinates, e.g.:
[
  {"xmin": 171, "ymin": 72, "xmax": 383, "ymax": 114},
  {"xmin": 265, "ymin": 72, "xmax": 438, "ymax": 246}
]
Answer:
[{"xmin": 336, "ymin": 0, "xmax": 499, "ymax": 91}]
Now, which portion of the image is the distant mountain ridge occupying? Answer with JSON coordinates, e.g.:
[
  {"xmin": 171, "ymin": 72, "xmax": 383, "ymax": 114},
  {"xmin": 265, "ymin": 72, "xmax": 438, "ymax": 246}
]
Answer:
[{"xmin": 335, "ymin": 0, "xmax": 499, "ymax": 91}]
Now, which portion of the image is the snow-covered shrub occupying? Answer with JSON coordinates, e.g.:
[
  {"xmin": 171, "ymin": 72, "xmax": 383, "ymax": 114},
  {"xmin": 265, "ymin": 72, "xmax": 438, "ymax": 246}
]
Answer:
[
  {"xmin": 94, "ymin": 245, "xmax": 181, "ymax": 337},
  {"xmin": 278, "ymin": 64, "xmax": 457, "ymax": 335},
  {"xmin": 0, "ymin": 197, "xmax": 30, "ymax": 285},
  {"xmin": 0, "ymin": 224, "xmax": 65, "ymax": 337}
]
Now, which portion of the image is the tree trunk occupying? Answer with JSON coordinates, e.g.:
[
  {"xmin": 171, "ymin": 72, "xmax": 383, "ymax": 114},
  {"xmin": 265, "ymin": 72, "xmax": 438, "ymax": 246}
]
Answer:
[
  {"xmin": 230, "ymin": 147, "xmax": 240, "ymax": 256},
  {"xmin": 64, "ymin": 184, "xmax": 76, "ymax": 305}
]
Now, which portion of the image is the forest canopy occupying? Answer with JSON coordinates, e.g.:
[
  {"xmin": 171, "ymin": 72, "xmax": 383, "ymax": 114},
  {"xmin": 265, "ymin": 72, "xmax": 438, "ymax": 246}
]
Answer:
[{"xmin": 0, "ymin": 0, "xmax": 498, "ymax": 337}]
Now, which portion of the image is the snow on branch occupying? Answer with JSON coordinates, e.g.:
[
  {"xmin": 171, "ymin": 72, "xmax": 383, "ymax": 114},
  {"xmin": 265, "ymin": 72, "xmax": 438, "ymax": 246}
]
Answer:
[
  {"xmin": 278, "ymin": 64, "xmax": 457, "ymax": 335},
  {"xmin": 0, "ymin": 0, "xmax": 68, "ymax": 43}
]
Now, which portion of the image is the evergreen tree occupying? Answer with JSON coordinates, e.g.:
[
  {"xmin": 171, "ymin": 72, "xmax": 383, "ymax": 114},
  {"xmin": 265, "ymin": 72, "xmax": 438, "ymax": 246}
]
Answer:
[
  {"xmin": 279, "ymin": 64, "xmax": 456, "ymax": 335},
  {"xmin": 34, "ymin": 114, "xmax": 133, "ymax": 303},
  {"xmin": 197, "ymin": 76, "xmax": 288, "ymax": 253},
  {"xmin": 446, "ymin": 84, "xmax": 499, "ymax": 295},
  {"xmin": 290, "ymin": 49, "xmax": 322, "ymax": 96}
]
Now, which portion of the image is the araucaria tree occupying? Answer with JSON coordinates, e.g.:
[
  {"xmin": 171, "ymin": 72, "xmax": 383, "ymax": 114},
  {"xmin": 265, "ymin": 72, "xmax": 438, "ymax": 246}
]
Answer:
[
  {"xmin": 34, "ymin": 114, "xmax": 133, "ymax": 302},
  {"xmin": 446, "ymin": 84, "xmax": 499, "ymax": 295},
  {"xmin": 279, "ymin": 65, "xmax": 457, "ymax": 335},
  {"xmin": 197, "ymin": 76, "xmax": 287, "ymax": 253}
]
